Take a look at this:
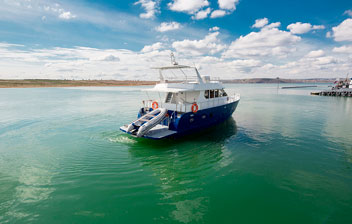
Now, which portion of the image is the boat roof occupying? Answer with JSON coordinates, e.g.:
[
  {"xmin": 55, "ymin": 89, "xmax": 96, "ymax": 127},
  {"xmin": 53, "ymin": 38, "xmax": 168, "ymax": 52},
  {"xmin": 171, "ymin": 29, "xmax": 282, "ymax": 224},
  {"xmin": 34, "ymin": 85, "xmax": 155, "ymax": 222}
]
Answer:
[
  {"xmin": 145, "ymin": 53, "xmax": 224, "ymax": 93},
  {"xmin": 151, "ymin": 65, "xmax": 192, "ymax": 70},
  {"xmin": 144, "ymin": 87, "xmax": 193, "ymax": 93},
  {"xmin": 144, "ymin": 82, "xmax": 224, "ymax": 93}
]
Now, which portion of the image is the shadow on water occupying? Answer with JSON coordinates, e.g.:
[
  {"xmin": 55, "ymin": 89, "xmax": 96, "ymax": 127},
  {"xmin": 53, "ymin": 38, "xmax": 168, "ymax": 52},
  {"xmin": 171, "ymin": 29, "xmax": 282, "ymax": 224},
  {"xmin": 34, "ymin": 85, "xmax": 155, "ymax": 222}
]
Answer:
[{"xmin": 124, "ymin": 118, "xmax": 238, "ymax": 223}]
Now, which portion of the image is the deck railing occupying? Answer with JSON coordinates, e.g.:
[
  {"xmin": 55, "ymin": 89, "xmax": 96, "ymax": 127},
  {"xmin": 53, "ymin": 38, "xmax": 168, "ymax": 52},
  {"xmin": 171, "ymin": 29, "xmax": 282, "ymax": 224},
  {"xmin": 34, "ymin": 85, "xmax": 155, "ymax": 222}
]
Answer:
[{"xmin": 143, "ymin": 94, "xmax": 240, "ymax": 113}]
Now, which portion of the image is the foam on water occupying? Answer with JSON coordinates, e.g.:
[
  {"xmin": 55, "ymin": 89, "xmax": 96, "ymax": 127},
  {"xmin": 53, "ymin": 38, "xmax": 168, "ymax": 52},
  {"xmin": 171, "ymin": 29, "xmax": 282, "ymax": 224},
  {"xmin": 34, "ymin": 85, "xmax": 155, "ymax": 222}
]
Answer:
[{"xmin": 108, "ymin": 135, "xmax": 137, "ymax": 144}]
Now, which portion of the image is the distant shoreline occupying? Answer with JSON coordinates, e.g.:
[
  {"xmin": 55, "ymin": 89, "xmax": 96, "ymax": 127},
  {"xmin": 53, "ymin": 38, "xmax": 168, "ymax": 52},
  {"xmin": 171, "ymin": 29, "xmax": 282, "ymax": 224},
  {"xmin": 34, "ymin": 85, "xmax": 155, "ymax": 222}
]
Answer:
[
  {"xmin": 0, "ymin": 80, "xmax": 158, "ymax": 88},
  {"xmin": 0, "ymin": 78, "xmax": 334, "ymax": 88}
]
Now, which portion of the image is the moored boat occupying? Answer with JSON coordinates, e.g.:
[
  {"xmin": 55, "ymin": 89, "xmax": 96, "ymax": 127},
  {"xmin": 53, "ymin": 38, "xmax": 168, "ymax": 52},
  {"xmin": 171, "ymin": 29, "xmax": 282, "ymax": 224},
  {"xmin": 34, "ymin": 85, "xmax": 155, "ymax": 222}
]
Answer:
[{"xmin": 120, "ymin": 54, "xmax": 240, "ymax": 139}]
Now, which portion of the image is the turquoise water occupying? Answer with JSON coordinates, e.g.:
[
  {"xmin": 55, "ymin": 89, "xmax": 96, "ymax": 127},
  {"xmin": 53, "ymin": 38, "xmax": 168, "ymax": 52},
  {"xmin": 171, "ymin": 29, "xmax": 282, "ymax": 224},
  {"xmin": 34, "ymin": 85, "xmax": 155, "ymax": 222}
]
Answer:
[{"xmin": 0, "ymin": 84, "xmax": 352, "ymax": 223}]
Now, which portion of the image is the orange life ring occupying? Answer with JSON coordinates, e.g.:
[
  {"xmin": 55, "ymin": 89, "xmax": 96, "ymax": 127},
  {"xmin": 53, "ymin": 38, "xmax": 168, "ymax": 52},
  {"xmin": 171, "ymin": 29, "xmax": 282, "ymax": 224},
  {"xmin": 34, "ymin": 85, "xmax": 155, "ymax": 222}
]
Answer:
[
  {"xmin": 152, "ymin": 101, "xmax": 158, "ymax": 110},
  {"xmin": 191, "ymin": 103, "xmax": 198, "ymax": 113}
]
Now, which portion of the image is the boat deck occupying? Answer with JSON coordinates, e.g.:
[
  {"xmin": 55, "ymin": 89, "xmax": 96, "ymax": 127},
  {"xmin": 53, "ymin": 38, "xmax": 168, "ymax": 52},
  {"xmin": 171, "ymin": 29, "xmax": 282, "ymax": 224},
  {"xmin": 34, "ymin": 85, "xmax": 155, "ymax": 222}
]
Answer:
[{"xmin": 120, "ymin": 124, "xmax": 177, "ymax": 139}]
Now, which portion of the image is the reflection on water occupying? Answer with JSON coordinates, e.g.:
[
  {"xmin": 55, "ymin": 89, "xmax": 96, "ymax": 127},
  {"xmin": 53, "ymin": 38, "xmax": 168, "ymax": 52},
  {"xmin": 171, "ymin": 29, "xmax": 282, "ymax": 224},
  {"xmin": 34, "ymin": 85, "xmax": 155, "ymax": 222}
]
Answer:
[
  {"xmin": 321, "ymin": 98, "xmax": 352, "ymax": 163},
  {"xmin": 15, "ymin": 165, "xmax": 54, "ymax": 204},
  {"xmin": 128, "ymin": 118, "xmax": 237, "ymax": 223},
  {"xmin": 1, "ymin": 163, "xmax": 55, "ymax": 222}
]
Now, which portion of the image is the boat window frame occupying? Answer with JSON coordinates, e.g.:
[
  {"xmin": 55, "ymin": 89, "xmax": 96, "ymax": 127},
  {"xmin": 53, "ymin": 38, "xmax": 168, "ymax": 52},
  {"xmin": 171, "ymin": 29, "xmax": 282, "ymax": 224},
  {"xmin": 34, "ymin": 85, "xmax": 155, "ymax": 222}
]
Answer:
[{"xmin": 204, "ymin": 90, "xmax": 209, "ymax": 99}]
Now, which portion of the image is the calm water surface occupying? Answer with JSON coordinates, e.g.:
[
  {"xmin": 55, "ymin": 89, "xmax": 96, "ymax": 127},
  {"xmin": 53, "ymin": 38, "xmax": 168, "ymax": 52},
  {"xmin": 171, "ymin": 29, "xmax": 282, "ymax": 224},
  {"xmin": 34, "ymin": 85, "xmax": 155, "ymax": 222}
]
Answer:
[{"xmin": 0, "ymin": 84, "xmax": 351, "ymax": 223}]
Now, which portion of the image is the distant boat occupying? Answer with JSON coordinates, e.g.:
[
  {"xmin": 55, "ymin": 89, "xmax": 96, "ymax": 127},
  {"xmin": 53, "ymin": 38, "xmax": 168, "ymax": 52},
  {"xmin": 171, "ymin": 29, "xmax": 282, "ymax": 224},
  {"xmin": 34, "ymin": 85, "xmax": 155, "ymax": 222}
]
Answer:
[
  {"xmin": 311, "ymin": 77, "xmax": 352, "ymax": 96},
  {"xmin": 120, "ymin": 54, "xmax": 240, "ymax": 139}
]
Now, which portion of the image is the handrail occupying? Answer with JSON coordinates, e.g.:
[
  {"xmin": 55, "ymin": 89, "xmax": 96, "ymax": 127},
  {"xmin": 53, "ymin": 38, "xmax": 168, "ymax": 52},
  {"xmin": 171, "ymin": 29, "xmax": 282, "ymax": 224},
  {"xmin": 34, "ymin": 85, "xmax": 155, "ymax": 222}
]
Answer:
[{"xmin": 143, "ymin": 94, "xmax": 239, "ymax": 113}]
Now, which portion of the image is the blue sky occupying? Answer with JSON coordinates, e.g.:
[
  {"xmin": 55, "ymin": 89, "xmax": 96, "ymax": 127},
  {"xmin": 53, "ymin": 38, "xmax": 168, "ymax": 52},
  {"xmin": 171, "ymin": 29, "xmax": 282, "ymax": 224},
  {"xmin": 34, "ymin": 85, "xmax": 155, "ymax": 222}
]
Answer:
[{"xmin": 0, "ymin": 0, "xmax": 351, "ymax": 80}]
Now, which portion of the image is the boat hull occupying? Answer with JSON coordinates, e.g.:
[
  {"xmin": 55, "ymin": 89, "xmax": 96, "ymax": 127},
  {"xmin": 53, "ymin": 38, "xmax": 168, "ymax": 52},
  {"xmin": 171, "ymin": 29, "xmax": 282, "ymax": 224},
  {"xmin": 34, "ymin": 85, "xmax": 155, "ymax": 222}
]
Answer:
[
  {"xmin": 170, "ymin": 100, "xmax": 239, "ymax": 138},
  {"xmin": 120, "ymin": 100, "xmax": 239, "ymax": 140}
]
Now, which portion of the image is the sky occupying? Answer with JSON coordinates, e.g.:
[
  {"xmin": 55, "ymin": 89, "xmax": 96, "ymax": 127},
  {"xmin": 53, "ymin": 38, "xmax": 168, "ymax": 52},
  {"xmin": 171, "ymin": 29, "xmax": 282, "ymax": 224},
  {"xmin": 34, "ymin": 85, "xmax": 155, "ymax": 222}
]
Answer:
[{"xmin": 0, "ymin": 0, "xmax": 351, "ymax": 80}]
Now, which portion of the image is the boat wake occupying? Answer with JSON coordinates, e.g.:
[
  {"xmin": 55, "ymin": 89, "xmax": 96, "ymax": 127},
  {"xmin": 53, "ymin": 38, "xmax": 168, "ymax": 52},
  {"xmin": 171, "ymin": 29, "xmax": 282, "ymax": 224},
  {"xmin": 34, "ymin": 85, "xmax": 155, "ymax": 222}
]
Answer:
[{"xmin": 107, "ymin": 135, "xmax": 137, "ymax": 144}]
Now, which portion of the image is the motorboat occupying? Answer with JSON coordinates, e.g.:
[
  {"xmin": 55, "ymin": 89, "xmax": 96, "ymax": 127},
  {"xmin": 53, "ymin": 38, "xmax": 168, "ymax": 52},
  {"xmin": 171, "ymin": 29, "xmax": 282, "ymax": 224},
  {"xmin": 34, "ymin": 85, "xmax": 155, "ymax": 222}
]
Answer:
[{"xmin": 120, "ymin": 54, "xmax": 240, "ymax": 139}]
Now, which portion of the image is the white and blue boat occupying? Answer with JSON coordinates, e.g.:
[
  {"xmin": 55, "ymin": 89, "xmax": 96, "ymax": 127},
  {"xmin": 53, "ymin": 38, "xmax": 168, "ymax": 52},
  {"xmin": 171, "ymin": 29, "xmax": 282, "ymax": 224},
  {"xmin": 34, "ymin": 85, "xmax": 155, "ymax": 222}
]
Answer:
[{"xmin": 120, "ymin": 54, "xmax": 240, "ymax": 139}]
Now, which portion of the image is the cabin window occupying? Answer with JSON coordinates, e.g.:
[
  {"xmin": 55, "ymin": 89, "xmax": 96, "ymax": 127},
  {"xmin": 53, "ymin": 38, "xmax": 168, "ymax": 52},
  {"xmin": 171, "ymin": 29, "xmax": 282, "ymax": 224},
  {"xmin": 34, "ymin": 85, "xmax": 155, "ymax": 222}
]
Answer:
[
  {"xmin": 204, "ymin": 90, "xmax": 209, "ymax": 99},
  {"xmin": 215, "ymin": 90, "xmax": 219, "ymax": 98},
  {"xmin": 210, "ymin": 90, "xmax": 214, "ymax": 98}
]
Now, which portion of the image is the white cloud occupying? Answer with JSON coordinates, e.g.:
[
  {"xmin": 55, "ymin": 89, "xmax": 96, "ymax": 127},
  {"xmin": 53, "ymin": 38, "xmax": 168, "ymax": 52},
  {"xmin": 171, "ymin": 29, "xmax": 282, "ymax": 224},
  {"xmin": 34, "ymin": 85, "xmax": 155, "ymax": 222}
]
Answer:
[
  {"xmin": 332, "ymin": 45, "xmax": 352, "ymax": 54},
  {"xmin": 155, "ymin": 22, "xmax": 181, "ymax": 32},
  {"xmin": 228, "ymin": 59, "xmax": 261, "ymax": 70},
  {"xmin": 313, "ymin": 56, "xmax": 336, "ymax": 65},
  {"xmin": 59, "ymin": 11, "xmax": 76, "ymax": 20},
  {"xmin": 331, "ymin": 18, "xmax": 352, "ymax": 41},
  {"xmin": 312, "ymin": 25, "xmax": 325, "ymax": 30},
  {"xmin": 42, "ymin": 3, "xmax": 77, "ymax": 20},
  {"xmin": 287, "ymin": 22, "xmax": 325, "ymax": 34},
  {"xmin": 134, "ymin": 0, "xmax": 158, "ymax": 19},
  {"xmin": 1, "ymin": 39, "xmax": 351, "ymax": 80},
  {"xmin": 209, "ymin": 26, "xmax": 220, "ymax": 32},
  {"xmin": 102, "ymin": 55, "xmax": 120, "ymax": 62},
  {"xmin": 210, "ymin": 10, "xmax": 227, "ymax": 18},
  {"xmin": 141, "ymin": 42, "xmax": 164, "ymax": 52},
  {"xmin": 265, "ymin": 22, "xmax": 281, "ymax": 29},
  {"xmin": 172, "ymin": 32, "xmax": 226, "ymax": 56},
  {"xmin": 0, "ymin": 44, "xmax": 172, "ymax": 80},
  {"xmin": 306, "ymin": 50, "xmax": 325, "ymax": 58},
  {"xmin": 218, "ymin": 0, "xmax": 239, "ymax": 10},
  {"xmin": 168, "ymin": 0, "xmax": 209, "ymax": 14},
  {"xmin": 192, "ymin": 8, "xmax": 211, "ymax": 20},
  {"xmin": 344, "ymin": 10, "xmax": 352, "ymax": 17},
  {"xmin": 223, "ymin": 26, "xmax": 301, "ymax": 58},
  {"xmin": 252, "ymin": 18, "xmax": 269, "ymax": 28}
]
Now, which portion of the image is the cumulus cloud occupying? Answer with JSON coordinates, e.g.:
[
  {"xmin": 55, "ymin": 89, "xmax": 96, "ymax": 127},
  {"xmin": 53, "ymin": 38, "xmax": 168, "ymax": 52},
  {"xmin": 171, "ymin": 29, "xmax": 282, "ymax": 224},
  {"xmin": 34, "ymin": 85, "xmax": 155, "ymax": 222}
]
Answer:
[
  {"xmin": 218, "ymin": 0, "xmax": 239, "ymax": 10},
  {"xmin": 0, "ymin": 39, "xmax": 350, "ymax": 80},
  {"xmin": 172, "ymin": 32, "xmax": 226, "ymax": 56},
  {"xmin": 228, "ymin": 59, "xmax": 261, "ymax": 72},
  {"xmin": 287, "ymin": 22, "xmax": 325, "ymax": 34},
  {"xmin": 252, "ymin": 18, "xmax": 269, "ymax": 28},
  {"xmin": 102, "ymin": 55, "xmax": 120, "ymax": 62},
  {"xmin": 0, "ymin": 44, "xmax": 172, "ymax": 80},
  {"xmin": 306, "ymin": 50, "xmax": 325, "ymax": 58},
  {"xmin": 168, "ymin": 0, "xmax": 239, "ymax": 19},
  {"xmin": 332, "ymin": 45, "xmax": 352, "ymax": 53},
  {"xmin": 209, "ymin": 26, "xmax": 220, "ymax": 32},
  {"xmin": 168, "ymin": 0, "xmax": 209, "ymax": 14},
  {"xmin": 331, "ymin": 18, "xmax": 352, "ymax": 41},
  {"xmin": 141, "ymin": 42, "xmax": 164, "ymax": 52},
  {"xmin": 344, "ymin": 10, "xmax": 352, "ymax": 17},
  {"xmin": 265, "ymin": 22, "xmax": 281, "ymax": 29},
  {"xmin": 155, "ymin": 22, "xmax": 181, "ymax": 32},
  {"xmin": 134, "ymin": 0, "xmax": 158, "ymax": 19},
  {"xmin": 210, "ymin": 10, "xmax": 227, "ymax": 18},
  {"xmin": 223, "ymin": 24, "xmax": 301, "ymax": 58},
  {"xmin": 192, "ymin": 8, "xmax": 211, "ymax": 20}
]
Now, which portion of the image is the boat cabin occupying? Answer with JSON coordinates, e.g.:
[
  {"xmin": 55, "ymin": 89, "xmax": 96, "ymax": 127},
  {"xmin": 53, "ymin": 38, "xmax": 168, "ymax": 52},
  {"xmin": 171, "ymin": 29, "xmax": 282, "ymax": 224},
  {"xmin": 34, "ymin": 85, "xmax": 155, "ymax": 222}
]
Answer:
[{"xmin": 143, "ymin": 64, "xmax": 230, "ymax": 113}]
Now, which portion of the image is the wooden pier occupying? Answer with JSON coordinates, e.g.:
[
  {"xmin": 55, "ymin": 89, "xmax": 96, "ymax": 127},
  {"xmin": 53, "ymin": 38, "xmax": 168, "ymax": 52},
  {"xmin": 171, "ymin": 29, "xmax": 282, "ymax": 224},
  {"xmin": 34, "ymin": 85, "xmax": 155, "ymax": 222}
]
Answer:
[
  {"xmin": 282, "ymin": 85, "xmax": 317, "ymax": 89},
  {"xmin": 311, "ymin": 88, "xmax": 352, "ymax": 97}
]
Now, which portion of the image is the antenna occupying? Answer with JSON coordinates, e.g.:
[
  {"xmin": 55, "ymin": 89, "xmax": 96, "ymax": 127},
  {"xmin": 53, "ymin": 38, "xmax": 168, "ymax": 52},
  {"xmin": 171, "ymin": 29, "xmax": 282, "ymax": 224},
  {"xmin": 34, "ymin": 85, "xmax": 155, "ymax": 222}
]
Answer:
[{"xmin": 170, "ymin": 52, "xmax": 178, "ymax": 65}]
